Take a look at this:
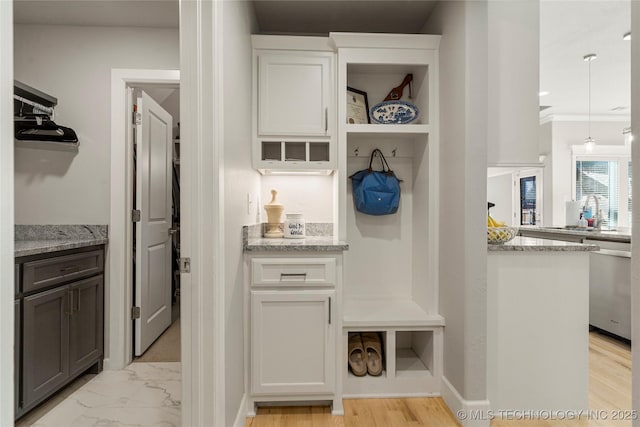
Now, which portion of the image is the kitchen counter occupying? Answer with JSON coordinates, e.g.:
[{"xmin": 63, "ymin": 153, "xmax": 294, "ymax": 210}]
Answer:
[
  {"xmin": 15, "ymin": 225, "xmax": 108, "ymax": 257},
  {"xmin": 519, "ymin": 225, "xmax": 631, "ymax": 243},
  {"xmin": 488, "ymin": 236, "xmax": 600, "ymax": 252},
  {"xmin": 244, "ymin": 236, "xmax": 349, "ymax": 252},
  {"xmin": 243, "ymin": 223, "xmax": 348, "ymax": 252},
  {"xmin": 488, "ymin": 235, "xmax": 591, "ymax": 412}
]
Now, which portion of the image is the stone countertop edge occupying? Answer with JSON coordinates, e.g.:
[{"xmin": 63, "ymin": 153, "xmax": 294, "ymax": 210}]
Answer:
[
  {"xmin": 15, "ymin": 238, "xmax": 109, "ymax": 258},
  {"xmin": 15, "ymin": 225, "xmax": 109, "ymax": 257},
  {"xmin": 519, "ymin": 226, "xmax": 631, "ymax": 243},
  {"xmin": 488, "ymin": 236, "xmax": 600, "ymax": 252},
  {"xmin": 242, "ymin": 224, "xmax": 348, "ymax": 252}
]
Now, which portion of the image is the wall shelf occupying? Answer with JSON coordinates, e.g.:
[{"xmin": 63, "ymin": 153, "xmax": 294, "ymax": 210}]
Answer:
[{"xmin": 345, "ymin": 123, "xmax": 431, "ymax": 136}]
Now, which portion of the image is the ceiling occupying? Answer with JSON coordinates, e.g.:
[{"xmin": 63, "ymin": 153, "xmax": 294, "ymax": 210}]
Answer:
[
  {"xmin": 12, "ymin": 0, "xmax": 632, "ymax": 120},
  {"xmin": 540, "ymin": 0, "xmax": 630, "ymax": 119}
]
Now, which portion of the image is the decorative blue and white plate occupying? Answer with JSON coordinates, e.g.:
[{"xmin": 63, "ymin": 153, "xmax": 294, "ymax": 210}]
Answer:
[{"xmin": 370, "ymin": 101, "xmax": 419, "ymax": 124}]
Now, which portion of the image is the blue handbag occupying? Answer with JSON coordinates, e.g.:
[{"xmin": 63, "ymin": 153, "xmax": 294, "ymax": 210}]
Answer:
[{"xmin": 349, "ymin": 149, "xmax": 401, "ymax": 215}]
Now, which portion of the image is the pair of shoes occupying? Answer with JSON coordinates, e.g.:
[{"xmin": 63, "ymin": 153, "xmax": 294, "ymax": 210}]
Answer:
[{"xmin": 348, "ymin": 332, "xmax": 383, "ymax": 376}]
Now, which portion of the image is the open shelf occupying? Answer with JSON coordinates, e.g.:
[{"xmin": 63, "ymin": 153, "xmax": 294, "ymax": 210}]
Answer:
[
  {"xmin": 396, "ymin": 349, "xmax": 432, "ymax": 377},
  {"xmin": 346, "ymin": 123, "xmax": 431, "ymax": 136},
  {"xmin": 343, "ymin": 298, "xmax": 445, "ymax": 328},
  {"xmin": 395, "ymin": 330, "xmax": 434, "ymax": 378},
  {"xmin": 343, "ymin": 327, "xmax": 442, "ymax": 397}
]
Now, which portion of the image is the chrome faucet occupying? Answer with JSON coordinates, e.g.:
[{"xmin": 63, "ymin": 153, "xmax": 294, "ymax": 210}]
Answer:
[{"xmin": 583, "ymin": 195, "xmax": 601, "ymax": 230}]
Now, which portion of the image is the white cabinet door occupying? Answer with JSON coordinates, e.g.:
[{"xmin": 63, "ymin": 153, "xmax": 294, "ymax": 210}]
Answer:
[
  {"xmin": 258, "ymin": 52, "xmax": 331, "ymax": 137},
  {"xmin": 251, "ymin": 290, "xmax": 335, "ymax": 395}
]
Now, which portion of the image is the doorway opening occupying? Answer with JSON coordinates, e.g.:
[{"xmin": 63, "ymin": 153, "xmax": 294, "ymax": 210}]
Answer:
[{"xmin": 130, "ymin": 85, "xmax": 181, "ymax": 363}]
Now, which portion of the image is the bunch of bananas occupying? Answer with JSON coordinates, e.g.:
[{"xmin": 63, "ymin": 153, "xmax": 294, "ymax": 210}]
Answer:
[
  {"xmin": 487, "ymin": 214, "xmax": 517, "ymax": 243},
  {"xmin": 487, "ymin": 215, "xmax": 505, "ymax": 228}
]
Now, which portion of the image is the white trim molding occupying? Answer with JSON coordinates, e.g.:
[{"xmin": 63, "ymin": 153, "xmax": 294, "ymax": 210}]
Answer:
[
  {"xmin": 109, "ymin": 68, "xmax": 180, "ymax": 371},
  {"xmin": 0, "ymin": 1, "xmax": 14, "ymax": 426},
  {"xmin": 179, "ymin": 0, "xmax": 226, "ymax": 426},
  {"xmin": 541, "ymin": 114, "xmax": 631, "ymax": 124},
  {"xmin": 441, "ymin": 377, "xmax": 490, "ymax": 427},
  {"xmin": 233, "ymin": 394, "xmax": 248, "ymax": 427}
]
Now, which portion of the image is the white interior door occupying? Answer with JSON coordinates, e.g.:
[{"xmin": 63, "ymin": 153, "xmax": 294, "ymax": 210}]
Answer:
[{"xmin": 135, "ymin": 91, "xmax": 173, "ymax": 356}]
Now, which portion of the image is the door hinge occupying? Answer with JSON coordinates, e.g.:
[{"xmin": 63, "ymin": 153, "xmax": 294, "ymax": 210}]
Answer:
[
  {"xmin": 179, "ymin": 257, "xmax": 191, "ymax": 274},
  {"xmin": 132, "ymin": 209, "xmax": 141, "ymax": 222},
  {"xmin": 131, "ymin": 306, "xmax": 141, "ymax": 319}
]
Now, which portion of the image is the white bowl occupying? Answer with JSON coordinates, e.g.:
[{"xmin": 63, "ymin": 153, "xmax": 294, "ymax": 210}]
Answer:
[{"xmin": 487, "ymin": 226, "xmax": 518, "ymax": 244}]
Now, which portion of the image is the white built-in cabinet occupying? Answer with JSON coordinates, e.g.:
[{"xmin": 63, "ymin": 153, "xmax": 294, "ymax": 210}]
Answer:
[
  {"xmin": 246, "ymin": 255, "xmax": 343, "ymax": 415},
  {"xmin": 246, "ymin": 33, "xmax": 444, "ymax": 413},
  {"xmin": 252, "ymin": 36, "xmax": 336, "ymax": 172},
  {"xmin": 251, "ymin": 290, "xmax": 335, "ymax": 394},
  {"xmin": 332, "ymin": 32, "xmax": 444, "ymax": 397}
]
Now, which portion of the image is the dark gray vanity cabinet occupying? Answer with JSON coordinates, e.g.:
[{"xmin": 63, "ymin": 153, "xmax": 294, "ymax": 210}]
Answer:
[
  {"xmin": 69, "ymin": 276, "xmax": 104, "ymax": 377},
  {"xmin": 14, "ymin": 299, "xmax": 20, "ymax": 416},
  {"xmin": 15, "ymin": 246, "xmax": 105, "ymax": 418},
  {"xmin": 23, "ymin": 286, "xmax": 71, "ymax": 407}
]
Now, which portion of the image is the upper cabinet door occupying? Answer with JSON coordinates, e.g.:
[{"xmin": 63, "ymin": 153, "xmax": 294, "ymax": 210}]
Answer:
[{"xmin": 258, "ymin": 52, "xmax": 332, "ymax": 137}]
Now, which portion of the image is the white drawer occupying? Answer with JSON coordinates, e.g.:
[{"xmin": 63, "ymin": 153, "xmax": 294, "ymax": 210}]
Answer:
[{"xmin": 251, "ymin": 258, "xmax": 336, "ymax": 287}]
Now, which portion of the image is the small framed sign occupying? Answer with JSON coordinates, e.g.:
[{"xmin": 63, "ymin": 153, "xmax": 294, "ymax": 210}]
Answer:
[{"xmin": 346, "ymin": 86, "xmax": 370, "ymax": 124}]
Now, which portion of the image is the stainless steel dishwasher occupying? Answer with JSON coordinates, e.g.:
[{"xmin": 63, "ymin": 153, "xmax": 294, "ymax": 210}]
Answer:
[{"xmin": 585, "ymin": 238, "xmax": 631, "ymax": 340}]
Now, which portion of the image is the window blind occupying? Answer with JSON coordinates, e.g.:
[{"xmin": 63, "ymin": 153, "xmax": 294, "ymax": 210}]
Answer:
[{"xmin": 575, "ymin": 160, "xmax": 620, "ymax": 227}]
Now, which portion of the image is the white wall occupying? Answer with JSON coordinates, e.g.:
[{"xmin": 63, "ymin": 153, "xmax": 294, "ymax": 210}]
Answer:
[
  {"xmin": 260, "ymin": 176, "xmax": 334, "ymax": 223},
  {"xmin": 13, "ymin": 24, "xmax": 179, "ymax": 224},
  {"xmin": 0, "ymin": 1, "xmax": 13, "ymax": 425},
  {"xmin": 486, "ymin": 0, "xmax": 540, "ymax": 166},
  {"xmin": 630, "ymin": 3, "xmax": 640, "ymax": 423},
  {"xmin": 222, "ymin": 2, "xmax": 260, "ymax": 425},
  {"xmin": 549, "ymin": 120, "xmax": 630, "ymax": 225},
  {"xmin": 423, "ymin": 0, "xmax": 488, "ymax": 406},
  {"xmin": 487, "ymin": 173, "xmax": 513, "ymax": 225}
]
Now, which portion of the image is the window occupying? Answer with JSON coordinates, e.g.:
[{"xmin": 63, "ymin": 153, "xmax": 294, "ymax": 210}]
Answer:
[{"xmin": 573, "ymin": 147, "xmax": 631, "ymax": 229}]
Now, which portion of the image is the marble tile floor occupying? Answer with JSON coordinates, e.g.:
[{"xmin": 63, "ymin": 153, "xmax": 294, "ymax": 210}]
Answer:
[{"xmin": 17, "ymin": 362, "xmax": 181, "ymax": 427}]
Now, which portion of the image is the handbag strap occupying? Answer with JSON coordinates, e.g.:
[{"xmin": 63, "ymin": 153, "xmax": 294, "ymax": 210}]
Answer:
[{"xmin": 368, "ymin": 149, "xmax": 393, "ymax": 174}]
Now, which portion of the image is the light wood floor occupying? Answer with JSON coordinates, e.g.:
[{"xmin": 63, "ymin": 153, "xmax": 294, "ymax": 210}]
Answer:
[{"xmin": 245, "ymin": 331, "xmax": 632, "ymax": 427}]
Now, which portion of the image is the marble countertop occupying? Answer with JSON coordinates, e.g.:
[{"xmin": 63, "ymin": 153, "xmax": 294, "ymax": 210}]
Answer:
[
  {"xmin": 15, "ymin": 225, "xmax": 108, "ymax": 257},
  {"xmin": 243, "ymin": 223, "xmax": 347, "ymax": 252},
  {"xmin": 16, "ymin": 238, "xmax": 108, "ymax": 257},
  {"xmin": 244, "ymin": 236, "xmax": 349, "ymax": 252},
  {"xmin": 488, "ymin": 236, "xmax": 600, "ymax": 252},
  {"xmin": 519, "ymin": 226, "xmax": 631, "ymax": 243}
]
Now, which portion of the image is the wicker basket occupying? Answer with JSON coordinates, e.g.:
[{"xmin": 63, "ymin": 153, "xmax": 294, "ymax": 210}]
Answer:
[{"xmin": 487, "ymin": 226, "xmax": 518, "ymax": 244}]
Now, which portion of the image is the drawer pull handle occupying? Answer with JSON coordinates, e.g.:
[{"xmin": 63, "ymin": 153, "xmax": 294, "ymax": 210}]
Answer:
[
  {"xmin": 60, "ymin": 265, "xmax": 80, "ymax": 273},
  {"xmin": 328, "ymin": 297, "xmax": 332, "ymax": 325},
  {"xmin": 280, "ymin": 273, "xmax": 307, "ymax": 280}
]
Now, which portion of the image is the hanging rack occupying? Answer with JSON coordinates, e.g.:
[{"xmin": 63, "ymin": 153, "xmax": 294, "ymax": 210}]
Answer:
[
  {"xmin": 13, "ymin": 80, "xmax": 78, "ymax": 145},
  {"xmin": 14, "ymin": 80, "xmax": 57, "ymax": 118}
]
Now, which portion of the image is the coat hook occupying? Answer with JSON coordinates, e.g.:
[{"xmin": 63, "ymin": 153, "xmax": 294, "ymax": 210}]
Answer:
[
  {"xmin": 354, "ymin": 147, "xmax": 359, "ymax": 157},
  {"xmin": 392, "ymin": 147, "xmax": 397, "ymax": 157}
]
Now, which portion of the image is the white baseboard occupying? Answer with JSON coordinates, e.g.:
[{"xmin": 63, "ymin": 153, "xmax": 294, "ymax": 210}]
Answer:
[
  {"xmin": 233, "ymin": 394, "xmax": 248, "ymax": 427},
  {"xmin": 102, "ymin": 358, "xmax": 114, "ymax": 370},
  {"xmin": 441, "ymin": 376, "xmax": 490, "ymax": 427}
]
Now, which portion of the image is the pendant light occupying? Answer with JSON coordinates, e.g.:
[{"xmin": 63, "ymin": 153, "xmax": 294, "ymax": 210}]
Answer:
[{"xmin": 584, "ymin": 53, "xmax": 597, "ymax": 152}]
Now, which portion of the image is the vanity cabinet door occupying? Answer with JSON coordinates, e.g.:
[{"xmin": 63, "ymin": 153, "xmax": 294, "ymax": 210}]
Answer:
[
  {"xmin": 15, "ymin": 300, "xmax": 20, "ymax": 415},
  {"xmin": 251, "ymin": 290, "xmax": 335, "ymax": 395},
  {"xmin": 22, "ymin": 286, "xmax": 70, "ymax": 409},
  {"xmin": 69, "ymin": 275, "xmax": 104, "ymax": 377},
  {"xmin": 258, "ymin": 52, "xmax": 332, "ymax": 137}
]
